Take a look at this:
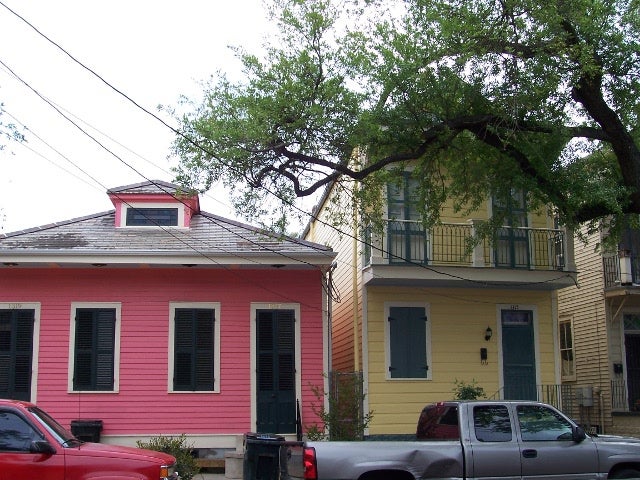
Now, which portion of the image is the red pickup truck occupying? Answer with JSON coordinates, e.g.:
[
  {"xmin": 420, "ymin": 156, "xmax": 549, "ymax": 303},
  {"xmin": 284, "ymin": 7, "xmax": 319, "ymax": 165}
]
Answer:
[{"xmin": 0, "ymin": 399, "xmax": 178, "ymax": 480}]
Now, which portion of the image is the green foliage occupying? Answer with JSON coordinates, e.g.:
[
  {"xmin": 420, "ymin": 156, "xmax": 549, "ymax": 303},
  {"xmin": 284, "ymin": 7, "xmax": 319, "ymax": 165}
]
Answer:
[
  {"xmin": 452, "ymin": 379, "xmax": 486, "ymax": 400},
  {"xmin": 136, "ymin": 434, "xmax": 199, "ymax": 480},
  {"xmin": 306, "ymin": 373, "xmax": 374, "ymax": 441},
  {"xmin": 0, "ymin": 104, "xmax": 26, "ymax": 151},
  {"xmin": 172, "ymin": 0, "xmax": 640, "ymax": 242}
]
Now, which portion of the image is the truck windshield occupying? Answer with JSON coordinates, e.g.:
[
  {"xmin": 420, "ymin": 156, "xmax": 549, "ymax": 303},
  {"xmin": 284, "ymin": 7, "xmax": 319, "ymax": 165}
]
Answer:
[{"xmin": 28, "ymin": 406, "xmax": 78, "ymax": 445}]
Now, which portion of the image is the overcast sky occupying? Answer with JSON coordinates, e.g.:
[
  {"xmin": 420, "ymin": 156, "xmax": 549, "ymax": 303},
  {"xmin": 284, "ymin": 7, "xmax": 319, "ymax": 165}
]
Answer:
[{"xmin": 0, "ymin": 1, "xmax": 273, "ymax": 233}]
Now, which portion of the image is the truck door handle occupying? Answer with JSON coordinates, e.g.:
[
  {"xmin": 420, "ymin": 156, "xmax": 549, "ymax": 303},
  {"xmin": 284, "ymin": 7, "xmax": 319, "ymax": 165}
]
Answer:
[{"xmin": 522, "ymin": 449, "xmax": 537, "ymax": 458}]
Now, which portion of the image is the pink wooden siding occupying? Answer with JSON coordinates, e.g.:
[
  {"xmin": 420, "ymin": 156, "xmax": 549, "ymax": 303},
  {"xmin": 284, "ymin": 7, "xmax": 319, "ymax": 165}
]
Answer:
[{"xmin": 0, "ymin": 268, "xmax": 325, "ymax": 436}]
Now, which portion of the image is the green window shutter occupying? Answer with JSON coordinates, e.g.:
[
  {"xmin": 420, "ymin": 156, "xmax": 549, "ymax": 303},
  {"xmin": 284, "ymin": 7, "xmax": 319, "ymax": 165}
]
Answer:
[
  {"xmin": 389, "ymin": 307, "xmax": 428, "ymax": 378},
  {"xmin": 73, "ymin": 309, "xmax": 115, "ymax": 391},
  {"xmin": 174, "ymin": 309, "xmax": 215, "ymax": 391}
]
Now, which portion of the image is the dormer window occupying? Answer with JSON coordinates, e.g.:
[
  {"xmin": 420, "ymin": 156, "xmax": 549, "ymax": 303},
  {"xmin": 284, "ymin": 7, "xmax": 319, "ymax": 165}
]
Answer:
[
  {"xmin": 126, "ymin": 207, "xmax": 179, "ymax": 227},
  {"xmin": 118, "ymin": 203, "xmax": 186, "ymax": 228},
  {"xmin": 108, "ymin": 181, "xmax": 199, "ymax": 229}
]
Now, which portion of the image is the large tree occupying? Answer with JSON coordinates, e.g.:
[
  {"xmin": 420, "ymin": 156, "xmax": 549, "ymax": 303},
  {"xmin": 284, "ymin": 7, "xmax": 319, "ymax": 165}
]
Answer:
[{"xmin": 172, "ymin": 0, "xmax": 640, "ymax": 237}]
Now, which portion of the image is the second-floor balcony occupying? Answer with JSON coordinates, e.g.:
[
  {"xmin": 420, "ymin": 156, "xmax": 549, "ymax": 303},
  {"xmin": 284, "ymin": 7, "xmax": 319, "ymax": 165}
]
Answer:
[
  {"xmin": 603, "ymin": 252, "xmax": 640, "ymax": 289},
  {"xmin": 363, "ymin": 220, "xmax": 575, "ymax": 289}
]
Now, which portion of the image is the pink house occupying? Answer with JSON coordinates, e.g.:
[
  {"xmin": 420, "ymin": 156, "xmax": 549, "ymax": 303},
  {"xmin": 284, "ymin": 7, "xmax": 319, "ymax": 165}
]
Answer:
[{"xmin": 0, "ymin": 180, "xmax": 335, "ymax": 461}]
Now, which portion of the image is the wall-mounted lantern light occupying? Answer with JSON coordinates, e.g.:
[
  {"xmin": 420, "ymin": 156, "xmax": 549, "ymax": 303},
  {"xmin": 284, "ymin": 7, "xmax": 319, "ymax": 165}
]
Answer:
[{"xmin": 485, "ymin": 326, "xmax": 493, "ymax": 341}]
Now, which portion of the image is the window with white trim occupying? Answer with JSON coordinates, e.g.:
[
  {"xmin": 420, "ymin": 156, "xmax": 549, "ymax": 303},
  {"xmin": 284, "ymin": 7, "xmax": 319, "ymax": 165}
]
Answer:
[
  {"xmin": 169, "ymin": 303, "xmax": 220, "ymax": 393},
  {"xmin": 386, "ymin": 303, "xmax": 431, "ymax": 379},
  {"xmin": 69, "ymin": 304, "xmax": 121, "ymax": 392},
  {"xmin": 559, "ymin": 317, "xmax": 575, "ymax": 380},
  {"xmin": 126, "ymin": 207, "xmax": 179, "ymax": 226}
]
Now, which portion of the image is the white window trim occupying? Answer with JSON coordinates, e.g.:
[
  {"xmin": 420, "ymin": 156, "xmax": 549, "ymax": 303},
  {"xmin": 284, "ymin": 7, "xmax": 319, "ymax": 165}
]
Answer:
[
  {"xmin": 168, "ymin": 302, "xmax": 221, "ymax": 394},
  {"xmin": 559, "ymin": 316, "xmax": 576, "ymax": 382},
  {"xmin": 0, "ymin": 302, "xmax": 41, "ymax": 403},
  {"xmin": 384, "ymin": 302, "xmax": 432, "ymax": 381},
  {"xmin": 119, "ymin": 202, "xmax": 185, "ymax": 228},
  {"xmin": 68, "ymin": 302, "xmax": 121, "ymax": 393}
]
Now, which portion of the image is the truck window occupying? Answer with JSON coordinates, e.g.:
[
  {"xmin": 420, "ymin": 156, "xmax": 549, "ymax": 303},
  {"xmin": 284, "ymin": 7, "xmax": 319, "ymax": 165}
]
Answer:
[
  {"xmin": 473, "ymin": 405, "xmax": 512, "ymax": 442},
  {"xmin": 517, "ymin": 405, "xmax": 574, "ymax": 441},
  {"xmin": 416, "ymin": 405, "xmax": 460, "ymax": 440},
  {"xmin": 0, "ymin": 411, "xmax": 41, "ymax": 451}
]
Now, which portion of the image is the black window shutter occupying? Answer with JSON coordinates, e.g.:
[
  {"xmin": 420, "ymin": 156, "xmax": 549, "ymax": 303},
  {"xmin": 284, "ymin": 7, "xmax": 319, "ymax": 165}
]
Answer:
[
  {"xmin": 195, "ymin": 309, "xmax": 215, "ymax": 390},
  {"xmin": 174, "ymin": 309, "xmax": 215, "ymax": 391},
  {"xmin": 73, "ymin": 309, "xmax": 115, "ymax": 391},
  {"xmin": 95, "ymin": 310, "xmax": 115, "ymax": 390},
  {"xmin": 14, "ymin": 311, "xmax": 34, "ymax": 395},
  {"xmin": 277, "ymin": 310, "xmax": 295, "ymax": 391}
]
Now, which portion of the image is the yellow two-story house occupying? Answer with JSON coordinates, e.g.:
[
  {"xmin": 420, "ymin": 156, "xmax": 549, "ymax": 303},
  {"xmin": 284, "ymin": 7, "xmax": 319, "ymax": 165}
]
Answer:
[{"xmin": 304, "ymin": 173, "xmax": 577, "ymax": 435}]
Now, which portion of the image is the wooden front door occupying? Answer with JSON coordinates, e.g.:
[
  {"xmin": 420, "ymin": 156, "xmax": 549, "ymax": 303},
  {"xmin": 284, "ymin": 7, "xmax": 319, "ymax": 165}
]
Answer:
[
  {"xmin": 256, "ymin": 309, "xmax": 296, "ymax": 434},
  {"xmin": 625, "ymin": 334, "xmax": 640, "ymax": 410},
  {"xmin": 502, "ymin": 309, "xmax": 537, "ymax": 400}
]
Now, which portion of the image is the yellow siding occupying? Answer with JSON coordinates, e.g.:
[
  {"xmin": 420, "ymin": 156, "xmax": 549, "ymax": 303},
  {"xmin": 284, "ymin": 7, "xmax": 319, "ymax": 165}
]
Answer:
[
  {"xmin": 557, "ymin": 228, "xmax": 614, "ymax": 430},
  {"xmin": 364, "ymin": 286, "xmax": 556, "ymax": 434},
  {"xmin": 305, "ymin": 176, "xmax": 564, "ymax": 436}
]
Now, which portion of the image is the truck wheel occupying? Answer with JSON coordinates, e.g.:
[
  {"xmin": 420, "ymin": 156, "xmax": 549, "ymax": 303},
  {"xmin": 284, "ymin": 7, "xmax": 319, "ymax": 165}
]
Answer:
[{"xmin": 610, "ymin": 468, "xmax": 640, "ymax": 478}]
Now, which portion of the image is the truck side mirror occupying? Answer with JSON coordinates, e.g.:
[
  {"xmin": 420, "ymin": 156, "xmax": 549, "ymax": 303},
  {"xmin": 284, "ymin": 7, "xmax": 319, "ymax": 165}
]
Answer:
[
  {"xmin": 30, "ymin": 440, "xmax": 56, "ymax": 455},
  {"xmin": 572, "ymin": 425, "xmax": 587, "ymax": 443}
]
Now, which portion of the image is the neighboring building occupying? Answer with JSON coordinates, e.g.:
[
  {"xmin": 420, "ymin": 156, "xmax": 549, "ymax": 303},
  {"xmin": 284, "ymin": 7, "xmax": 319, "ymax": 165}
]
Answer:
[
  {"xmin": 558, "ymin": 225, "xmax": 640, "ymax": 436},
  {"xmin": 304, "ymin": 175, "xmax": 577, "ymax": 435},
  {"xmin": 0, "ymin": 180, "xmax": 335, "ymax": 459}
]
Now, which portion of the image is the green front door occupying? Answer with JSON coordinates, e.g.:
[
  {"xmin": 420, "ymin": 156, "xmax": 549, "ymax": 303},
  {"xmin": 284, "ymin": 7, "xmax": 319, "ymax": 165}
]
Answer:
[
  {"xmin": 502, "ymin": 309, "xmax": 537, "ymax": 400},
  {"xmin": 256, "ymin": 309, "xmax": 296, "ymax": 434},
  {"xmin": 0, "ymin": 309, "xmax": 34, "ymax": 401}
]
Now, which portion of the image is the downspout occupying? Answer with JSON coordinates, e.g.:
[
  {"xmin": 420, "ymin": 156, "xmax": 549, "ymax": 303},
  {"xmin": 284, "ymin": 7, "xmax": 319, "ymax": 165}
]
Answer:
[{"xmin": 352, "ymin": 186, "xmax": 360, "ymax": 372}]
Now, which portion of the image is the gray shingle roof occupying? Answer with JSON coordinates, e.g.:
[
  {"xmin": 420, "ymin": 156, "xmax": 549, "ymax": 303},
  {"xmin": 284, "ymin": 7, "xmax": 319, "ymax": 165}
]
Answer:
[
  {"xmin": 0, "ymin": 182, "xmax": 334, "ymax": 268},
  {"xmin": 107, "ymin": 180, "xmax": 195, "ymax": 196}
]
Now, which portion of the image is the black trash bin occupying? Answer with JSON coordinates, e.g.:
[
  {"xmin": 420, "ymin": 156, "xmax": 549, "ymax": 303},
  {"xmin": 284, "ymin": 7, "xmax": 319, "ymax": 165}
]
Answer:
[
  {"xmin": 243, "ymin": 433, "xmax": 286, "ymax": 480},
  {"xmin": 70, "ymin": 419, "xmax": 103, "ymax": 443}
]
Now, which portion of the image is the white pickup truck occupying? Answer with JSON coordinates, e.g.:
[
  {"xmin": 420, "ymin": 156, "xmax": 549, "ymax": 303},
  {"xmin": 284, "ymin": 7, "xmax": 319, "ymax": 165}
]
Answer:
[{"xmin": 297, "ymin": 400, "xmax": 640, "ymax": 480}]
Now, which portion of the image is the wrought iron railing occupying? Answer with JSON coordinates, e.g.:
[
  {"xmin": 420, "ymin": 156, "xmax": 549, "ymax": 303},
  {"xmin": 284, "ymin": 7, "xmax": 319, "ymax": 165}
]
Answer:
[
  {"xmin": 363, "ymin": 220, "xmax": 566, "ymax": 270},
  {"xmin": 488, "ymin": 384, "xmax": 576, "ymax": 416},
  {"xmin": 611, "ymin": 379, "xmax": 629, "ymax": 411},
  {"xmin": 603, "ymin": 253, "xmax": 640, "ymax": 288}
]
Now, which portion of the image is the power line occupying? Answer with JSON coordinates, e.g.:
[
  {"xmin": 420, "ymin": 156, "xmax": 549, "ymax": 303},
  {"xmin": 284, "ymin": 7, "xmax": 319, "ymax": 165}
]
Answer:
[{"xmin": 0, "ymin": 1, "xmax": 576, "ymax": 290}]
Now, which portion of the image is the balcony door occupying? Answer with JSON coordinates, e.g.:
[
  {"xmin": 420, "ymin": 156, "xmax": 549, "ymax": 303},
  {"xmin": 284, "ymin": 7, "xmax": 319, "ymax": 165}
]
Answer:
[
  {"xmin": 387, "ymin": 173, "xmax": 426, "ymax": 264},
  {"xmin": 493, "ymin": 190, "xmax": 530, "ymax": 268}
]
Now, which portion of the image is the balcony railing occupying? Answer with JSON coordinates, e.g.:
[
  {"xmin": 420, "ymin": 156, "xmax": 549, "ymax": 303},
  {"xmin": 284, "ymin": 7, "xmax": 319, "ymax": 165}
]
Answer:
[
  {"xmin": 363, "ymin": 220, "xmax": 566, "ymax": 270},
  {"xmin": 603, "ymin": 252, "xmax": 640, "ymax": 288}
]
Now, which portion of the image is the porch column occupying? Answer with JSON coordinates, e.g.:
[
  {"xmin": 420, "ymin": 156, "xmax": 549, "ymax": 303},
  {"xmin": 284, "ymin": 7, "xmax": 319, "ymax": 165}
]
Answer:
[
  {"xmin": 564, "ymin": 225, "xmax": 577, "ymax": 272},
  {"xmin": 468, "ymin": 219, "xmax": 485, "ymax": 267}
]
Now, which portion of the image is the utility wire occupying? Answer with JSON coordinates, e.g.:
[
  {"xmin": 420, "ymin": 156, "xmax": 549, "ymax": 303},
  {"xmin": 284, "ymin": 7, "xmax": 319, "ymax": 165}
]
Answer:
[{"xmin": 0, "ymin": 0, "xmax": 576, "ymax": 289}]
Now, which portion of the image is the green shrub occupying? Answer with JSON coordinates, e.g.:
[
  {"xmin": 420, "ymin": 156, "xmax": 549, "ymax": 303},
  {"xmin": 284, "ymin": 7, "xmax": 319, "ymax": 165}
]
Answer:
[
  {"xmin": 452, "ymin": 379, "xmax": 486, "ymax": 400},
  {"xmin": 307, "ymin": 373, "xmax": 374, "ymax": 441},
  {"xmin": 136, "ymin": 434, "xmax": 199, "ymax": 480}
]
